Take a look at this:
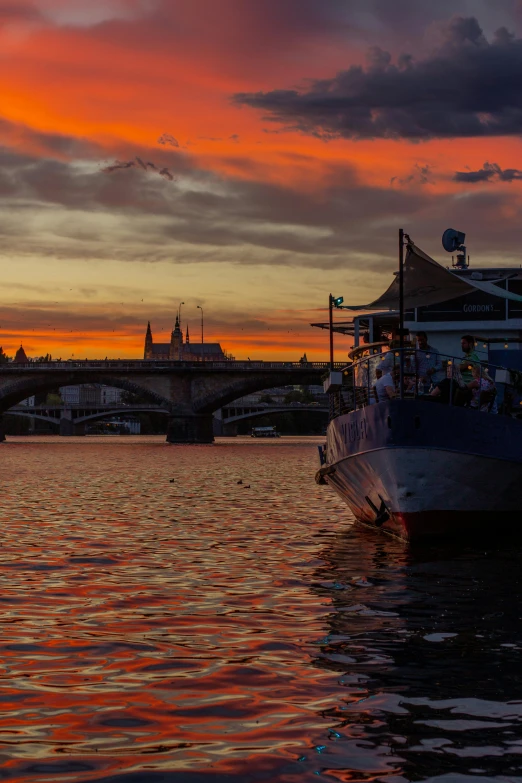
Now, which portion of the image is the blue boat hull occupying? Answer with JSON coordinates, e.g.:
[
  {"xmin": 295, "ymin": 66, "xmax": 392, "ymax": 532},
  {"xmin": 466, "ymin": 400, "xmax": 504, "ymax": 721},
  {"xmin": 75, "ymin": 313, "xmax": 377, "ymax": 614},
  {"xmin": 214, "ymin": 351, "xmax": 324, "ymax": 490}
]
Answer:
[{"xmin": 324, "ymin": 400, "xmax": 522, "ymax": 540}]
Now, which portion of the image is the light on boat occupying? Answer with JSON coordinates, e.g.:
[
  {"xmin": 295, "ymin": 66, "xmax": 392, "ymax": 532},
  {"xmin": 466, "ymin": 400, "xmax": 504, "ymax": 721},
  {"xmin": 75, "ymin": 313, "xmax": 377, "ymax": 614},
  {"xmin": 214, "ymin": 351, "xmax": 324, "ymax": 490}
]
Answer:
[
  {"xmin": 483, "ymin": 343, "xmax": 487, "ymax": 349},
  {"xmin": 505, "ymin": 343, "xmax": 509, "ymax": 349},
  {"xmin": 394, "ymin": 352, "xmax": 399, "ymax": 357},
  {"xmin": 426, "ymin": 354, "xmax": 430, "ymax": 359},
  {"xmin": 448, "ymin": 361, "xmax": 452, "ymax": 365}
]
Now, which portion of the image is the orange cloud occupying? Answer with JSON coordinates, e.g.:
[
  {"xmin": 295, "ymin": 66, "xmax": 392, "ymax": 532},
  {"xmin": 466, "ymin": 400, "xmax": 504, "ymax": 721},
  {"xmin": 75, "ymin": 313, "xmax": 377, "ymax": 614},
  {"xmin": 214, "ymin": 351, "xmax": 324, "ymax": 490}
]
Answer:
[{"xmin": 1, "ymin": 2, "xmax": 522, "ymax": 363}]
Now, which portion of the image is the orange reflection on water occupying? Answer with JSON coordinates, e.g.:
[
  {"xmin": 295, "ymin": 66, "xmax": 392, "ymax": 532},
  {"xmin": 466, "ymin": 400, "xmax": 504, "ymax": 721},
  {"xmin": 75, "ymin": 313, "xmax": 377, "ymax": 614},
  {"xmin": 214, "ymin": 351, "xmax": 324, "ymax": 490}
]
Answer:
[{"xmin": 0, "ymin": 437, "xmax": 354, "ymax": 781}]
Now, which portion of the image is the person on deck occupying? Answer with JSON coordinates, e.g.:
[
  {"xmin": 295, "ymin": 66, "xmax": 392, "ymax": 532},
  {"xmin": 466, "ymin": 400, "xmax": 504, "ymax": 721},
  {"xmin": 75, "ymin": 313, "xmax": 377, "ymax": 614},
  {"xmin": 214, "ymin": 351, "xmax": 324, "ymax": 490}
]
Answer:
[
  {"xmin": 375, "ymin": 367, "xmax": 396, "ymax": 402},
  {"xmin": 380, "ymin": 337, "xmax": 400, "ymax": 374},
  {"xmin": 459, "ymin": 335, "xmax": 480, "ymax": 384},
  {"xmin": 468, "ymin": 364, "xmax": 498, "ymax": 413},
  {"xmin": 415, "ymin": 331, "xmax": 442, "ymax": 390},
  {"xmin": 429, "ymin": 364, "xmax": 470, "ymax": 406}
]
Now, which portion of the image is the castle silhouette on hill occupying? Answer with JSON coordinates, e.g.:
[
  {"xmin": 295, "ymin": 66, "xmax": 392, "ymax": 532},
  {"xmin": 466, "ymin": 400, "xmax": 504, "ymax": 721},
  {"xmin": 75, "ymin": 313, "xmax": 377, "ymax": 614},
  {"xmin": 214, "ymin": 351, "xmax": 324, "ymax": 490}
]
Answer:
[{"xmin": 144, "ymin": 316, "xmax": 231, "ymax": 361}]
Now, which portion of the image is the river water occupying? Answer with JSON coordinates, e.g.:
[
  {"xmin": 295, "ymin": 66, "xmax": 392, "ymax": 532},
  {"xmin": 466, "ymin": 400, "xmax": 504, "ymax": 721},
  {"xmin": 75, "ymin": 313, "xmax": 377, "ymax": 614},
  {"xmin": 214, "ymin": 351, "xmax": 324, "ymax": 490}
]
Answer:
[{"xmin": 1, "ymin": 436, "xmax": 522, "ymax": 783}]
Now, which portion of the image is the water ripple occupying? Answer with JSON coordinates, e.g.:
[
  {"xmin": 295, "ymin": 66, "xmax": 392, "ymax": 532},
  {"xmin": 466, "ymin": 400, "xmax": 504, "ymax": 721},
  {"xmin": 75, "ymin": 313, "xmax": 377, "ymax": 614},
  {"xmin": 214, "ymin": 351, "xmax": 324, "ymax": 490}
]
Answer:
[{"xmin": 0, "ymin": 436, "xmax": 521, "ymax": 782}]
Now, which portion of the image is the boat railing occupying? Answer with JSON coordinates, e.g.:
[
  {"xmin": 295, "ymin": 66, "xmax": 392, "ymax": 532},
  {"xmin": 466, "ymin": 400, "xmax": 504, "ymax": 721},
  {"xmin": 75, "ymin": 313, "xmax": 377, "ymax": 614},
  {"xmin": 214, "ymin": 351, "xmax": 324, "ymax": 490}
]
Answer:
[{"xmin": 328, "ymin": 348, "xmax": 521, "ymax": 419}]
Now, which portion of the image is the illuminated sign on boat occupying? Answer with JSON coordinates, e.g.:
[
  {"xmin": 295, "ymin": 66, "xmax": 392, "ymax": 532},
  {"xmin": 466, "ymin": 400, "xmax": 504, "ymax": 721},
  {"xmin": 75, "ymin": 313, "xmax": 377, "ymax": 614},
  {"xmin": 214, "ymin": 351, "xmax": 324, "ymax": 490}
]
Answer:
[{"xmin": 411, "ymin": 287, "xmax": 506, "ymax": 322}]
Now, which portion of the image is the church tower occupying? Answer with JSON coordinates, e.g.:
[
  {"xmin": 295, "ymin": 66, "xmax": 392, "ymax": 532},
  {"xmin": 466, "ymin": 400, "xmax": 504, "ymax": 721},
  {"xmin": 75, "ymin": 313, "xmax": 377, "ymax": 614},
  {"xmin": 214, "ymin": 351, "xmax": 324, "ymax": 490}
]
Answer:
[
  {"xmin": 14, "ymin": 344, "xmax": 29, "ymax": 363},
  {"xmin": 170, "ymin": 314, "xmax": 183, "ymax": 359},
  {"xmin": 144, "ymin": 321, "xmax": 153, "ymax": 359}
]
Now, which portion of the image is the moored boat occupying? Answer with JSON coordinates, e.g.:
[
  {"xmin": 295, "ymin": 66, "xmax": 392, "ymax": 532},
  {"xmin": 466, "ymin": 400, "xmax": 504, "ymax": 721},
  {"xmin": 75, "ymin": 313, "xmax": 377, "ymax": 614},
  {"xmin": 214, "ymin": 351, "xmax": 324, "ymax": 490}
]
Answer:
[
  {"xmin": 321, "ymin": 393, "xmax": 522, "ymax": 540},
  {"xmin": 316, "ymin": 230, "xmax": 522, "ymax": 541},
  {"xmin": 251, "ymin": 425, "xmax": 280, "ymax": 438}
]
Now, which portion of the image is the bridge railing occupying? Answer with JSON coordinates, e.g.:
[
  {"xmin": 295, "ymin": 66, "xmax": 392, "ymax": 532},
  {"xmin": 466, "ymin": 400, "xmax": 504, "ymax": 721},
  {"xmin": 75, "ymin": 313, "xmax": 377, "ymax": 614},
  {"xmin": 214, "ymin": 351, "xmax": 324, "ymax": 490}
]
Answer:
[
  {"xmin": 0, "ymin": 360, "xmax": 345, "ymax": 371},
  {"xmin": 9, "ymin": 402, "xmax": 166, "ymax": 413}
]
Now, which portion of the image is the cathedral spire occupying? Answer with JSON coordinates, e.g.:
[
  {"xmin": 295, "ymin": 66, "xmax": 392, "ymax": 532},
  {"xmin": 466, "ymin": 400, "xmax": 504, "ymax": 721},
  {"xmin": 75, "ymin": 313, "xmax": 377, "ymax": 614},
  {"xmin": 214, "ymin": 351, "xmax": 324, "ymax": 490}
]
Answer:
[
  {"xmin": 14, "ymin": 344, "xmax": 28, "ymax": 363},
  {"xmin": 144, "ymin": 321, "xmax": 153, "ymax": 359}
]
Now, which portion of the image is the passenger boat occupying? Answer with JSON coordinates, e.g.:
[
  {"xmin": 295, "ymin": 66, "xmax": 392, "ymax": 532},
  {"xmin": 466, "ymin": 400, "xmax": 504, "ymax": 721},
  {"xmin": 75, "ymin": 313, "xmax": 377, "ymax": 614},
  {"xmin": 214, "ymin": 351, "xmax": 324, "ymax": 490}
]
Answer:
[
  {"xmin": 315, "ymin": 230, "xmax": 522, "ymax": 541},
  {"xmin": 251, "ymin": 425, "xmax": 280, "ymax": 438}
]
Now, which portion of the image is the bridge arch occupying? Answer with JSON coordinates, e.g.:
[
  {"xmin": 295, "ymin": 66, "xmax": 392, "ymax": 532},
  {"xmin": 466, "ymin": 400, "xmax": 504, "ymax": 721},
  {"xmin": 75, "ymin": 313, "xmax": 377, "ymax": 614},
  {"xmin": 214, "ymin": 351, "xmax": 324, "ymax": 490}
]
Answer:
[
  {"xmin": 7, "ymin": 411, "xmax": 60, "ymax": 426},
  {"xmin": 0, "ymin": 374, "xmax": 173, "ymax": 413},
  {"xmin": 221, "ymin": 406, "xmax": 328, "ymax": 425},
  {"xmin": 8, "ymin": 406, "xmax": 171, "ymax": 427},
  {"xmin": 191, "ymin": 369, "xmax": 325, "ymax": 414},
  {"xmin": 74, "ymin": 406, "xmax": 170, "ymax": 424}
]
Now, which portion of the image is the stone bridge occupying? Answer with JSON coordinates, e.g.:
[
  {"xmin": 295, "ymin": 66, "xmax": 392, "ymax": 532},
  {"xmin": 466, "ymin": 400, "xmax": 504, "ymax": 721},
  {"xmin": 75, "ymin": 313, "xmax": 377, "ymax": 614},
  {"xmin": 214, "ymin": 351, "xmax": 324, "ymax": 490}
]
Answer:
[
  {"xmin": 9, "ymin": 401, "xmax": 329, "ymax": 436},
  {"xmin": 8, "ymin": 404, "xmax": 170, "ymax": 435},
  {"xmin": 216, "ymin": 402, "xmax": 328, "ymax": 435},
  {"xmin": 0, "ymin": 360, "xmax": 340, "ymax": 442}
]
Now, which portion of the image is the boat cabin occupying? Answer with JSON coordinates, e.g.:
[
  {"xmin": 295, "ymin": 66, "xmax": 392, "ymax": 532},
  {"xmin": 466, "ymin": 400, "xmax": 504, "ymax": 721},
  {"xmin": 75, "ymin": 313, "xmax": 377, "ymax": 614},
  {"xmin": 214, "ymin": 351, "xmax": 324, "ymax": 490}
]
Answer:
[{"xmin": 312, "ymin": 242, "xmax": 522, "ymax": 371}]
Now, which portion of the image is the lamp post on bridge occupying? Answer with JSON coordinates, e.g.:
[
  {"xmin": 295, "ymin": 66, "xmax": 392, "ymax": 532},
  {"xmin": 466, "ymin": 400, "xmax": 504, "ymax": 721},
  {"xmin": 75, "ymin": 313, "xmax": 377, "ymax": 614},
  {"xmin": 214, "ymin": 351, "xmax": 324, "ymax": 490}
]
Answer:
[
  {"xmin": 178, "ymin": 301, "xmax": 185, "ymax": 361},
  {"xmin": 197, "ymin": 305, "xmax": 204, "ymax": 345},
  {"xmin": 328, "ymin": 294, "xmax": 344, "ymax": 370}
]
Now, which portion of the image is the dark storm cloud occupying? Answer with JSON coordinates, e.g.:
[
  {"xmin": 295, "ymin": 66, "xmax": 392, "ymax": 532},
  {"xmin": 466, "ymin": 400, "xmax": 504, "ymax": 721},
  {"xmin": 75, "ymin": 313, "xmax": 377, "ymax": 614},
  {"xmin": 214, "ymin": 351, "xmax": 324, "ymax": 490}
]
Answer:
[
  {"xmin": 0, "ymin": 144, "xmax": 420, "ymax": 267},
  {"xmin": 157, "ymin": 133, "xmax": 179, "ymax": 148},
  {"xmin": 3, "ymin": 143, "xmax": 522, "ymax": 273},
  {"xmin": 349, "ymin": 0, "xmax": 521, "ymax": 40},
  {"xmin": 454, "ymin": 167, "xmax": 495, "ymax": 183},
  {"xmin": 454, "ymin": 161, "xmax": 522, "ymax": 183},
  {"xmin": 103, "ymin": 157, "xmax": 175, "ymax": 180},
  {"xmin": 234, "ymin": 16, "xmax": 522, "ymax": 141}
]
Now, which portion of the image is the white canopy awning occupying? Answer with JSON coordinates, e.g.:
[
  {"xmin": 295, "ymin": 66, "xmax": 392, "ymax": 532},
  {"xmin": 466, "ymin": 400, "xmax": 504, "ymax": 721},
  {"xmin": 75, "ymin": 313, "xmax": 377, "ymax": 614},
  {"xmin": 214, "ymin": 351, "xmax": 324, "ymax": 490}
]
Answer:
[{"xmin": 344, "ymin": 243, "xmax": 522, "ymax": 311}]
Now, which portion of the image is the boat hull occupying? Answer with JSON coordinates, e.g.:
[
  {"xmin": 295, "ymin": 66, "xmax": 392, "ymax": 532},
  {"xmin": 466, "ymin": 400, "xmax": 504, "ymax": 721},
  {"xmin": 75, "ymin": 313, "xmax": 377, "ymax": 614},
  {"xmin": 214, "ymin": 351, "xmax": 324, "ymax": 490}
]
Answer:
[{"xmin": 325, "ymin": 400, "xmax": 522, "ymax": 541}]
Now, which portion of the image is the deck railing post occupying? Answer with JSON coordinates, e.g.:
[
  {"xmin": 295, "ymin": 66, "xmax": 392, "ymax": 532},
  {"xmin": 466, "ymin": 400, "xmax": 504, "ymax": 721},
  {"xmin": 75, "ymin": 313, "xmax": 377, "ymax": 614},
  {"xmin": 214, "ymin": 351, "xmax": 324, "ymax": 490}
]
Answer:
[
  {"xmin": 399, "ymin": 229, "xmax": 405, "ymax": 400},
  {"xmin": 329, "ymin": 294, "xmax": 334, "ymax": 371}
]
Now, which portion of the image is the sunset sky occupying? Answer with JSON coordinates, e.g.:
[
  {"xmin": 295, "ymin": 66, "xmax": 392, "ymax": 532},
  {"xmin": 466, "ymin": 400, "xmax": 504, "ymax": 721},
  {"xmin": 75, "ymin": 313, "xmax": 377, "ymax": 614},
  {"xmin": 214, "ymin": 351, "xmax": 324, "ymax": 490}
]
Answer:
[{"xmin": 2, "ymin": 0, "xmax": 522, "ymax": 359}]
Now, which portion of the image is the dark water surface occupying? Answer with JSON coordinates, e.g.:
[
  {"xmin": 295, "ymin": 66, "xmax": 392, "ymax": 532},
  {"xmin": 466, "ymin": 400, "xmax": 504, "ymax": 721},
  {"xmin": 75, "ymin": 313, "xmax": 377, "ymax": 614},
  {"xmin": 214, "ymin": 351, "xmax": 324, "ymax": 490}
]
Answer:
[{"xmin": 1, "ymin": 436, "xmax": 522, "ymax": 783}]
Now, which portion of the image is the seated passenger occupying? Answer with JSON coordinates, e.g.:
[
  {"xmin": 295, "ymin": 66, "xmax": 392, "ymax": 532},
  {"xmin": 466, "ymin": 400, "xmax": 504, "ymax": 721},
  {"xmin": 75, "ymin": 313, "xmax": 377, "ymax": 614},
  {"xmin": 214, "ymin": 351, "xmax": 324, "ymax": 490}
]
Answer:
[
  {"xmin": 429, "ymin": 364, "xmax": 471, "ymax": 406},
  {"xmin": 375, "ymin": 367, "xmax": 395, "ymax": 402},
  {"xmin": 468, "ymin": 365, "xmax": 497, "ymax": 413}
]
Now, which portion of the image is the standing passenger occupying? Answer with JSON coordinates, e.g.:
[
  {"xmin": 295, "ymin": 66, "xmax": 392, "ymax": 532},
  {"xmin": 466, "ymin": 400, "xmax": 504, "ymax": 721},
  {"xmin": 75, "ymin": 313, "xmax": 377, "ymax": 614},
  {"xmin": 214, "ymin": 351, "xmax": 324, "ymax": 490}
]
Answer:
[
  {"xmin": 459, "ymin": 335, "xmax": 480, "ymax": 384},
  {"xmin": 415, "ymin": 331, "xmax": 442, "ymax": 390}
]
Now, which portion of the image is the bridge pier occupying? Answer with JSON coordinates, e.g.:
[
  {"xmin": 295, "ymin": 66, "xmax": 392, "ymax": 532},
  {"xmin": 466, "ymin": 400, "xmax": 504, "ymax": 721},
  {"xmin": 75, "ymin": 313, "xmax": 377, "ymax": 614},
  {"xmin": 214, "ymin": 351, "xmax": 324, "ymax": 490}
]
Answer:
[
  {"xmin": 59, "ymin": 417, "xmax": 74, "ymax": 436},
  {"xmin": 213, "ymin": 415, "xmax": 223, "ymax": 437},
  {"xmin": 166, "ymin": 414, "xmax": 214, "ymax": 444}
]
